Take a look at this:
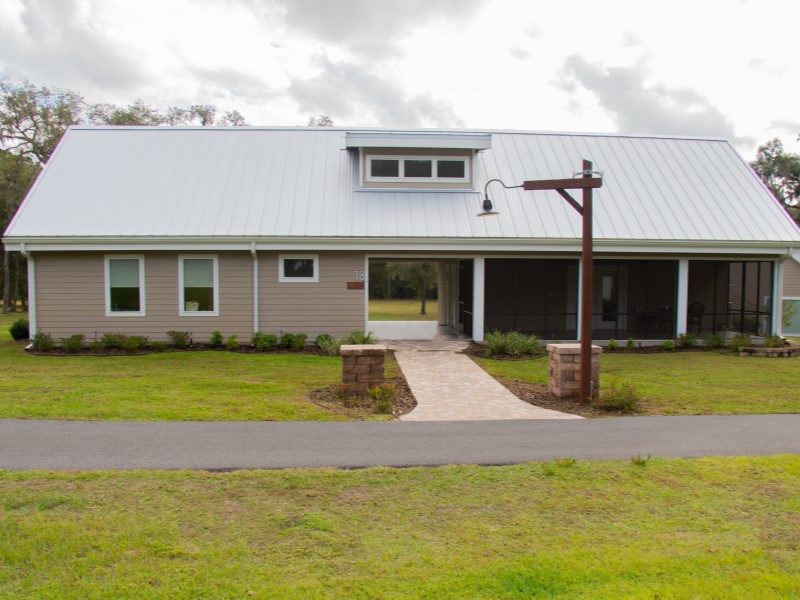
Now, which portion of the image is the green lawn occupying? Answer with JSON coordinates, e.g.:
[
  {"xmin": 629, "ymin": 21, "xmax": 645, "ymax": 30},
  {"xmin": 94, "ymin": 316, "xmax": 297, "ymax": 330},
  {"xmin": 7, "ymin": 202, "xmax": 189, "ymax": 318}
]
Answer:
[
  {"xmin": 1, "ymin": 456, "xmax": 799, "ymax": 598},
  {"xmin": 0, "ymin": 313, "xmax": 344, "ymax": 421},
  {"xmin": 475, "ymin": 351, "xmax": 800, "ymax": 415},
  {"xmin": 369, "ymin": 298, "xmax": 438, "ymax": 321}
]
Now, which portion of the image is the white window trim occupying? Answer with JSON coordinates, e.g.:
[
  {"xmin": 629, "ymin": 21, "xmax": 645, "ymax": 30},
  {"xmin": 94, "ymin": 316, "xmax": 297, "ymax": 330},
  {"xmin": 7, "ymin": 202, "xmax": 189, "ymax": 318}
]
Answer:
[
  {"xmin": 178, "ymin": 254, "xmax": 220, "ymax": 317},
  {"xmin": 365, "ymin": 155, "xmax": 470, "ymax": 184},
  {"xmin": 279, "ymin": 254, "xmax": 319, "ymax": 283},
  {"xmin": 104, "ymin": 255, "xmax": 146, "ymax": 317}
]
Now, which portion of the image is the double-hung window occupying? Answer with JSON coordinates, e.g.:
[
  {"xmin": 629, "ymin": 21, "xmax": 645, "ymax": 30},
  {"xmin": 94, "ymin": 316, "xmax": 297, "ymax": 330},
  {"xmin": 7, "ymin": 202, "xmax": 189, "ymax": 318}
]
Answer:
[
  {"xmin": 105, "ymin": 255, "xmax": 145, "ymax": 316},
  {"xmin": 365, "ymin": 155, "xmax": 469, "ymax": 184},
  {"xmin": 179, "ymin": 255, "xmax": 219, "ymax": 316}
]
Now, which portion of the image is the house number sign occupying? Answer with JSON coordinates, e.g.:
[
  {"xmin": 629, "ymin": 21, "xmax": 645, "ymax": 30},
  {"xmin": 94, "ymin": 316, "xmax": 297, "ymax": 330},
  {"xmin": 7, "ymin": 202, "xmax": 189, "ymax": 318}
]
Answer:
[{"xmin": 353, "ymin": 270, "xmax": 366, "ymax": 281}]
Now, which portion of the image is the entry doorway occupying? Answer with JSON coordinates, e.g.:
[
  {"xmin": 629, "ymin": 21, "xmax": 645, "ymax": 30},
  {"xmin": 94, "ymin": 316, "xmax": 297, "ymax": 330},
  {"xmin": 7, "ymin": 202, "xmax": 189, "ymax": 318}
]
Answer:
[{"xmin": 593, "ymin": 265, "xmax": 628, "ymax": 331}]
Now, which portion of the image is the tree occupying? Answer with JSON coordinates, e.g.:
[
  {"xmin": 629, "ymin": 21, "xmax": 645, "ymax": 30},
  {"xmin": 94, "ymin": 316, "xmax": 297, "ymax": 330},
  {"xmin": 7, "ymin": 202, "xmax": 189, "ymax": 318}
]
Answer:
[
  {"xmin": 0, "ymin": 78, "xmax": 84, "ymax": 164},
  {"xmin": 87, "ymin": 100, "xmax": 165, "ymax": 126},
  {"xmin": 750, "ymin": 138, "xmax": 800, "ymax": 224},
  {"xmin": 308, "ymin": 115, "xmax": 334, "ymax": 127},
  {"xmin": 0, "ymin": 150, "xmax": 39, "ymax": 312},
  {"xmin": 386, "ymin": 262, "xmax": 438, "ymax": 315}
]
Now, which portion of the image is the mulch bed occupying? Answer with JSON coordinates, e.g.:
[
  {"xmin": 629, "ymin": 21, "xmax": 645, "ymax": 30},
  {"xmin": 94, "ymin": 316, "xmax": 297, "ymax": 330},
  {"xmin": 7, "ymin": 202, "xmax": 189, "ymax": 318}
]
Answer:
[
  {"xmin": 494, "ymin": 377, "xmax": 613, "ymax": 418},
  {"xmin": 308, "ymin": 352, "xmax": 416, "ymax": 420}
]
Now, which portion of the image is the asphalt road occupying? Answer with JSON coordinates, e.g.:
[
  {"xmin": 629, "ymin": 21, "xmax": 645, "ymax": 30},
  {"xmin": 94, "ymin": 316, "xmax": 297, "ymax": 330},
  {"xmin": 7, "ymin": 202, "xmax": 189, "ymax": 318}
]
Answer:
[{"xmin": 1, "ymin": 415, "xmax": 798, "ymax": 470}]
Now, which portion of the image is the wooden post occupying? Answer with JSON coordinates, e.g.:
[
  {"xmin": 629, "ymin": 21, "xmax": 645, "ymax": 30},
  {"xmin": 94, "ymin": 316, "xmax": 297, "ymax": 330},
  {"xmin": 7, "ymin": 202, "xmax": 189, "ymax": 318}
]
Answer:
[{"xmin": 580, "ymin": 159, "xmax": 594, "ymax": 403}]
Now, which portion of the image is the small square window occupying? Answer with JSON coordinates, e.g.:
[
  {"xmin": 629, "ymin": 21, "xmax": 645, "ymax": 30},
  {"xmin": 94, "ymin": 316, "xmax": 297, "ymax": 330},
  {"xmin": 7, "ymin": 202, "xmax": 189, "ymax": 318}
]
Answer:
[
  {"xmin": 370, "ymin": 159, "xmax": 399, "ymax": 178},
  {"xmin": 279, "ymin": 254, "xmax": 319, "ymax": 283},
  {"xmin": 404, "ymin": 159, "xmax": 432, "ymax": 177},
  {"xmin": 437, "ymin": 160, "xmax": 466, "ymax": 178}
]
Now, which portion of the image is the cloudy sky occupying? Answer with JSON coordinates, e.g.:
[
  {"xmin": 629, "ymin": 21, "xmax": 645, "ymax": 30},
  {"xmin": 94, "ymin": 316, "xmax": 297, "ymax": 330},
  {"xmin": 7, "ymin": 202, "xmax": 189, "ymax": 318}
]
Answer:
[{"xmin": 1, "ymin": 0, "xmax": 798, "ymax": 159}]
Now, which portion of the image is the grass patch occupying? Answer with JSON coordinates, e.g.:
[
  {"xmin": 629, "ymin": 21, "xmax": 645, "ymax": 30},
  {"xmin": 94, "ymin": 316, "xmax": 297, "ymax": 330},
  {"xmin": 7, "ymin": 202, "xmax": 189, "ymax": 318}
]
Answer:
[
  {"xmin": 368, "ymin": 298, "xmax": 438, "ymax": 321},
  {"xmin": 474, "ymin": 351, "xmax": 800, "ymax": 415},
  {"xmin": 0, "ymin": 313, "xmax": 349, "ymax": 421},
  {"xmin": 1, "ymin": 456, "xmax": 799, "ymax": 597}
]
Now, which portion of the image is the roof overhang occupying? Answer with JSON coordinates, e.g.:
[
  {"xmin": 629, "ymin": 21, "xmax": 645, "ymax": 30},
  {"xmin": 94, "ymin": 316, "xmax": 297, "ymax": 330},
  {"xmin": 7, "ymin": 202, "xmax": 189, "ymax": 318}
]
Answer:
[
  {"xmin": 345, "ymin": 132, "xmax": 492, "ymax": 150},
  {"xmin": 4, "ymin": 236, "xmax": 798, "ymax": 257}
]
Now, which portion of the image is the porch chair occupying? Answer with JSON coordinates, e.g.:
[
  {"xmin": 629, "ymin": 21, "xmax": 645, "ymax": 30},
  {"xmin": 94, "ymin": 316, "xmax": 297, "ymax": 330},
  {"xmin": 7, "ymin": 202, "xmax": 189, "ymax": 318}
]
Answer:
[{"xmin": 687, "ymin": 302, "xmax": 705, "ymax": 333}]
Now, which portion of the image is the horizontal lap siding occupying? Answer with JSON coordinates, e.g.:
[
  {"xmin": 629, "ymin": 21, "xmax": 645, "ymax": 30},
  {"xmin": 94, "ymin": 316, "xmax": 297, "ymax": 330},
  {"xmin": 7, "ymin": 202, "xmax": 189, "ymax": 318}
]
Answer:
[
  {"xmin": 35, "ymin": 252, "xmax": 253, "ymax": 342},
  {"xmin": 260, "ymin": 252, "xmax": 365, "ymax": 338},
  {"xmin": 785, "ymin": 260, "xmax": 800, "ymax": 297}
]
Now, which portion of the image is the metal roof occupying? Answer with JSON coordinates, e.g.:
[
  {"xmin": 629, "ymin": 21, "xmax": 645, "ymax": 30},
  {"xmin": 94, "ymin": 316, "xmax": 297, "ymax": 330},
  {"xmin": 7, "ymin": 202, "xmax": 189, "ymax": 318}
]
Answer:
[{"xmin": 4, "ymin": 126, "xmax": 800, "ymax": 249}]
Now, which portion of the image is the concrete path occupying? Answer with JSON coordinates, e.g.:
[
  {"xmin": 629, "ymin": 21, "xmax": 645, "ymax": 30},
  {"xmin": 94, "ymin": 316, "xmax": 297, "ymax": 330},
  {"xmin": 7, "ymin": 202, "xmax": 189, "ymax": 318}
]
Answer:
[
  {"xmin": 1, "ymin": 415, "xmax": 798, "ymax": 470},
  {"xmin": 386, "ymin": 339, "xmax": 581, "ymax": 421}
]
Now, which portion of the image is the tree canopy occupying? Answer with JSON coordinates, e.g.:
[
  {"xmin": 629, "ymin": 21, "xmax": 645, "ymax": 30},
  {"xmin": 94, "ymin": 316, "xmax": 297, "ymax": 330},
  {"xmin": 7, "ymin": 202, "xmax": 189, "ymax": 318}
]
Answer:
[{"xmin": 750, "ymin": 138, "xmax": 800, "ymax": 224}]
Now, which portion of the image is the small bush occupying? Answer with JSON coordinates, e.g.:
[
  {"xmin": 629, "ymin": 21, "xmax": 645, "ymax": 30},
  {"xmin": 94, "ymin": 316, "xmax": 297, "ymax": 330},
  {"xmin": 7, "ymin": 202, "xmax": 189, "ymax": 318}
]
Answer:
[
  {"xmin": 166, "ymin": 330, "xmax": 192, "ymax": 348},
  {"xmin": 291, "ymin": 333, "xmax": 307, "ymax": 350},
  {"xmin": 661, "ymin": 340, "xmax": 675, "ymax": 351},
  {"xmin": 209, "ymin": 330, "xmax": 223, "ymax": 347},
  {"xmin": 122, "ymin": 335, "xmax": 148, "ymax": 353},
  {"xmin": 764, "ymin": 334, "xmax": 786, "ymax": 348},
  {"xmin": 252, "ymin": 332, "xmax": 278, "ymax": 351},
  {"xmin": 606, "ymin": 339, "xmax": 618, "ymax": 352},
  {"xmin": 279, "ymin": 333, "xmax": 296, "ymax": 349},
  {"xmin": 596, "ymin": 378, "xmax": 641, "ymax": 413},
  {"xmin": 484, "ymin": 330, "xmax": 541, "ymax": 357},
  {"xmin": 676, "ymin": 333, "xmax": 697, "ymax": 349},
  {"xmin": 728, "ymin": 334, "xmax": 751, "ymax": 351},
  {"xmin": 335, "ymin": 384, "xmax": 359, "ymax": 408},
  {"xmin": 151, "ymin": 341, "xmax": 168, "ymax": 352},
  {"xmin": 368, "ymin": 383, "xmax": 397, "ymax": 414},
  {"xmin": 316, "ymin": 334, "xmax": 343, "ymax": 356},
  {"xmin": 31, "ymin": 332, "xmax": 54, "ymax": 352},
  {"xmin": 9, "ymin": 318, "xmax": 29, "ymax": 341},
  {"xmin": 626, "ymin": 337, "xmax": 636, "ymax": 350},
  {"xmin": 631, "ymin": 454, "xmax": 652, "ymax": 467},
  {"xmin": 226, "ymin": 335, "xmax": 239, "ymax": 350},
  {"xmin": 100, "ymin": 332, "xmax": 127, "ymax": 350},
  {"xmin": 342, "ymin": 330, "xmax": 377, "ymax": 345},
  {"xmin": 61, "ymin": 334, "xmax": 85, "ymax": 353},
  {"xmin": 703, "ymin": 333, "xmax": 726, "ymax": 350}
]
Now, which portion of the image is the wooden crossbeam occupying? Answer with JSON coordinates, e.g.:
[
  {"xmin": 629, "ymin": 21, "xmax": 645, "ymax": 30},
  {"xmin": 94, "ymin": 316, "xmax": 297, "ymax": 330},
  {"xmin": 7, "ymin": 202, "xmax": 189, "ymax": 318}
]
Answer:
[{"xmin": 522, "ymin": 178, "xmax": 602, "ymax": 191}]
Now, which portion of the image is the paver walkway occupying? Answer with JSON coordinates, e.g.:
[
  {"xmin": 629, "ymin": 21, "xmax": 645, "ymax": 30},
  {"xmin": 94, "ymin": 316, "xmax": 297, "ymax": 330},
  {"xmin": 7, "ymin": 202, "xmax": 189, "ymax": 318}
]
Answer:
[{"xmin": 385, "ymin": 339, "xmax": 582, "ymax": 421}]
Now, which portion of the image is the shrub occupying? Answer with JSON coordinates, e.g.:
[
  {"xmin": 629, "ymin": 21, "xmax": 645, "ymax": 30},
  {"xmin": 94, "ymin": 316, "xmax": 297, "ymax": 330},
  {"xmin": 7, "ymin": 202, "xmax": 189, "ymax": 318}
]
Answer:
[
  {"xmin": 596, "ymin": 378, "xmax": 640, "ymax": 414},
  {"xmin": 100, "ymin": 332, "xmax": 127, "ymax": 350},
  {"xmin": 606, "ymin": 339, "xmax": 618, "ymax": 352},
  {"xmin": 291, "ymin": 333, "xmax": 308, "ymax": 350},
  {"xmin": 764, "ymin": 334, "xmax": 786, "ymax": 348},
  {"xmin": 151, "ymin": 341, "xmax": 168, "ymax": 352},
  {"xmin": 703, "ymin": 333, "xmax": 726, "ymax": 350},
  {"xmin": 279, "ymin": 333, "xmax": 296, "ymax": 349},
  {"xmin": 252, "ymin": 332, "xmax": 278, "ymax": 351},
  {"xmin": 122, "ymin": 335, "xmax": 148, "ymax": 353},
  {"xmin": 661, "ymin": 340, "xmax": 675, "ymax": 351},
  {"xmin": 316, "ymin": 334, "xmax": 343, "ymax": 356},
  {"xmin": 166, "ymin": 330, "xmax": 192, "ymax": 348},
  {"xmin": 626, "ymin": 337, "xmax": 636, "ymax": 350},
  {"xmin": 342, "ymin": 330, "xmax": 377, "ymax": 345},
  {"xmin": 31, "ymin": 332, "xmax": 54, "ymax": 352},
  {"xmin": 368, "ymin": 383, "xmax": 397, "ymax": 414},
  {"xmin": 9, "ymin": 318, "xmax": 29, "ymax": 341},
  {"xmin": 728, "ymin": 334, "xmax": 751, "ymax": 351},
  {"xmin": 334, "ymin": 384, "xmax": 358, "ymax": 408},
  {"xmin": 676, "ymin": 333, "xmax": 697, "ymax": 349},
  {"xmin": 209, "ymin": 330, "xmax": 223, "ymax": 347},
  {"xmin": 484, "ymin": 330, "xmax": 541, "ymax": 357},
  {"xmin": 61, "ymin": 334, "xmax": 85, "ymax": 353},
  {"xmin": 226, "ymin": 335, "xmax": 239, "ymax": 350}
]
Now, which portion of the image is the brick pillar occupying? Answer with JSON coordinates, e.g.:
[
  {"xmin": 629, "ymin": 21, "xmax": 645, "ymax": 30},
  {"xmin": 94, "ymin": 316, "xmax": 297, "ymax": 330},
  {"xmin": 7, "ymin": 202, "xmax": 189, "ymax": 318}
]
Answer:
[
  {"xmin": 340, "ymin": 344, "xmax": 387, "ymax": 394},
  {"xmin": 546, "ymin": 343, "xmax": 602, "ymax": 399}
]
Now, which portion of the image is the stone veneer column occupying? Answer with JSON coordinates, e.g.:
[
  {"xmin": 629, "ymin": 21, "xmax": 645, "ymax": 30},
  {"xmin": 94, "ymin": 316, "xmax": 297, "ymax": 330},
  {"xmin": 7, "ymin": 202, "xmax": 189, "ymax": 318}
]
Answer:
[
  {"xmin": 546, "ymin": 343, "xmax": 602, "ymax": 399},
  {"xmin": 340, "ymin": 344, "xmax": 387, "ymax": 394}
]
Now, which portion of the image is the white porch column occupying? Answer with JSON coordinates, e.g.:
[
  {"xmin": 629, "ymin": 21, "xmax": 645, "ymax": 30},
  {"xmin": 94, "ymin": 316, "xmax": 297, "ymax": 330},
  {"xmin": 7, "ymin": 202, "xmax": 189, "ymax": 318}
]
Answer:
[
  {"xmin": 773, "ymin": 259, "xmax": 785, "ymax": 336},
  {"xmin": 675, "ymin": 259, "xmax": 689, "ymax": 335},
  {"xmin": 473, "ymin": 257, "xmax": 485, "ymax": 342}
]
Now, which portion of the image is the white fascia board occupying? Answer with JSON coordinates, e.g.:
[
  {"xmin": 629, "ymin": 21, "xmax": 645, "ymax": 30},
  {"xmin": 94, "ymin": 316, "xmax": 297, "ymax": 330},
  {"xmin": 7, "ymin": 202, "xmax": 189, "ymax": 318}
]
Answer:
[
  {"xmin": 345, "ymin": 132, "xmax": 491, "ymax": 150},
  {"xmin": 3, "ymin": 236, "xmax": 797, "ymax": 256}
]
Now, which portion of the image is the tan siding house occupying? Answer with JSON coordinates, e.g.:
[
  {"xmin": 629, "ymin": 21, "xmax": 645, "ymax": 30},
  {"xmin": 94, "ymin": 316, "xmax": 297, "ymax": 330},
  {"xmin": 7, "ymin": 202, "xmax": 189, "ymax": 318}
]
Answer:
[{"xmin": 4, "ymin": 126, "xmax": 800, "ymax": 342}]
